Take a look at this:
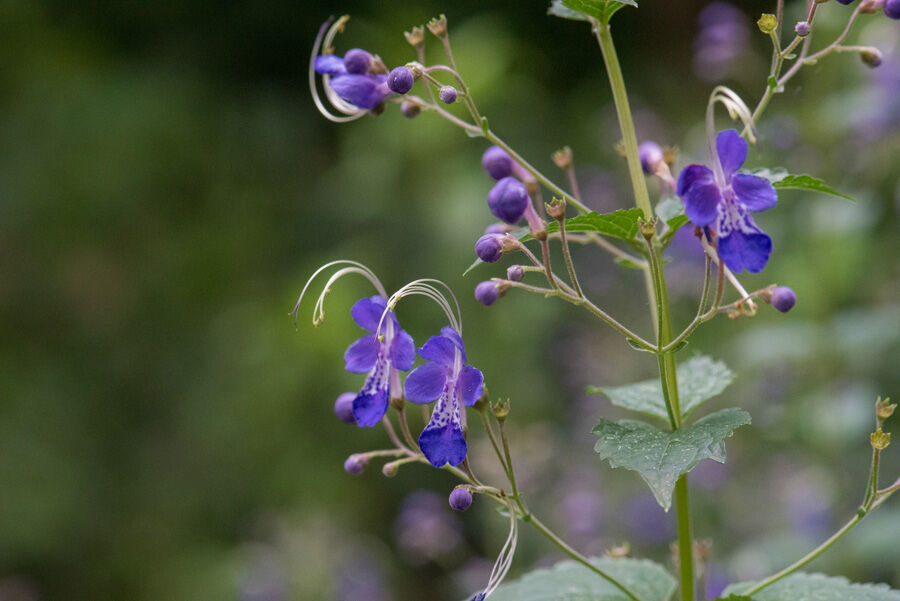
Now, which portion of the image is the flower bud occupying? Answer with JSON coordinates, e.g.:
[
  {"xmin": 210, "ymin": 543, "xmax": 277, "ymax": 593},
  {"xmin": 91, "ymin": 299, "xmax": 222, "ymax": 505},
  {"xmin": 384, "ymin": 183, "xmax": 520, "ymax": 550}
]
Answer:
[
  {"xmin": 475, "ymin": 234, "xmax": 504, "ymax": 263},
  {"xmin": 343, "ymin": 48, "xmax": 372, "ymax": 75},
  {"xmin": 770, "ymin": 286, "xmax": 797, "ymax": 312},
  {"xmin": 482, "ymin": 146, "xmax": 514, "ymax": 180},
  {"xmin": 344, "ymin": 454, "xmax": 368, "ymax": 475},
  {"xmin": 488, "ymin": 177, "xmax": 529, "ymax": 224},
  {"xmin": 405, "ymin": 26, "xmax": 426, "ymax": 48},
  {"xmin": 552, "ymin": 146, "xmax": 573, "ymax": 170},
  {"xmin": 334, "ymin": 392, "xmax": 357, "ymax": 424},
  {"xmin": 757, "ymin": 13, "xmax": 778, "ymax": 34},
  {"xmin": 484, "ymin": 222, "xmax": 514, "ymax": 235},
  {"xmin": 876, "ymin": 396, "xmax": 896, "ymax": 421},
  {"xmin": 545, "ymin": 197, "xmax": 566, "ymax": 220},
  {"xmin": 638, "ymin": 141, "xmax": 664, "ymax": 175},
  {"xmin": 507, "ymin": 265, "xmax": 525, "ymax": 282},
  {"xmin": 427, "ymin": 14, "xmax": 448, "ymax": 39},
  {"xmin": 836, "ymin": 0, "xmax": 856, "ymax": 4},
  {"xmin": 492, "ymin": 399, "xmax": 510, "ymax": 421},
  {"xmin": 794, "ymin": 20, "xmax": 811, "ymax": 36},
  {"xmin": 475, "ymin": 281, "xmax": 499, "ymax": 306},
  {"xmin": 387, "ymin": 66, "xmax": 415, "ymax": 94},
  {"xmin": 886, "ymin": 0, "xmax": 900, "ymax": 18},
  {"xmin": 449, "ymin": 487, "xmax": 473, "ymax": 511},
  {"xmin": 401, "ymin": 101, "xmax": 420, "ymax": 119},
  {"xmin": 860, "ymin": 47, "xmax": 883, "ymax": 68},
  {"xmin": 439, "ymin": 85, "xmax": 458, "ymax": 104},
  {"xmin": 871, "ymin": 428, "xmax": 891, "ymax": 450},
  {"xmin": 382, "ymin": 461, "xmax": 399, "ymax": 477}
]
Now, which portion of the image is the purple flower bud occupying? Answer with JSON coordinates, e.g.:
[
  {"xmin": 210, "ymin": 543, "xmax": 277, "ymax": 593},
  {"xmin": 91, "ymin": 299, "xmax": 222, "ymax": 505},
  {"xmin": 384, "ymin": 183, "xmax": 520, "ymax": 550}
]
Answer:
[
  {"xmin": 387, "ymin": 66, "xmax": 414, "ymax": 94},
  {"xmin": 439, "ymin": 85, "xmax": 458, "ymax": 104},
  {"xmin": 836, "ymin": 0, "xmax": 856, "ymax": 4},
  {"xmin": 344, "ymin": 48, "xmax": 372, "ymax": 74},
  {"xmin": 886, "ymin": 0, "xmax": 900, "ymax": 18},
  {"xmin": 334, "ymin": 392, "xmax": 357, "ymax": 424},
  {"xmin": 771, "ymin": 286, "xmax": 797, "ymax": 313},
  {"xmin": 449, "ymin": 487, "xmax": 473, "ymax": 511},
  {"xmin": 344, "ymin": 454, "xmax": 368, "ymax": 475},
  {"xmin": 481, "ymin": 146, "xmax": 514, "ymax": 180},
  {"xmin": 474, "ymin": 281, "xmax": 499, "ymax": 306},
  {"xmin": 861, "ymin": 48, "xmax": 883, "ymax": 68},
  {"xmin": 794, "ymin": 20, "xmax": 811, "ymax": 36},
  {"xmin": 474, "ymin": 234, "xmax": 504, "ymax": 263},
  {"xmin": 488, "ymin": 177, "xmax": 529, "ymax": 224},
  {"xmin": 401, "ymin": 101, "xmax": 420, "ymax": 118},
  {"xmin": 638, "ymin": 141, "xmax": 664, "ymax": 175},
  {"xmin": 507, "ymin": 265, "xmax": 525, "ymax": 282}
]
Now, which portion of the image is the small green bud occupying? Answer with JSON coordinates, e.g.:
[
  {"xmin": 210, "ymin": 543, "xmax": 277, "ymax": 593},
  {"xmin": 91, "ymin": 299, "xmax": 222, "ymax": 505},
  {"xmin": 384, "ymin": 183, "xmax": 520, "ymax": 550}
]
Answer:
[
  {"xmin": 492, "ymin": 399, "xmax": 510, "ymax": 422},
  {"xmin": 876, "ymin": 396, "xmax": 896, "ymax": 423},
  {"xmin": 757, "ymin": 13, "xmax": 778, "ymax": 34},
  {"xmin": 639, "ymin": 219, "xmax": 657, "ymax": 239},
  {"xmin": 860, "ymin": 47, "xmax": 883, "ymax": 68},
  {"xmin": 472, "ymin": 389, "xmax": 490, "ymax": 412},
  {"xmin": 871, "ymin": 428, "xmax": 891, "ymax": 451}
]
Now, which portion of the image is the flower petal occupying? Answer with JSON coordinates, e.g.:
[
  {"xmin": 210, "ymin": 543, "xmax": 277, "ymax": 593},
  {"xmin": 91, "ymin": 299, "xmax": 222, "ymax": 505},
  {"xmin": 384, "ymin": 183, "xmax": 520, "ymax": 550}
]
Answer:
[
  {"xmin": 716, "ymin": 129, "xmax": 747, "ymax": 177},
  {"xmin": 314, "ymin": 54, "xmax": 347, "ymax": 76},
  {"xmin": 417, "ymin": 335, "xmax": 456, "ymax": 367},
  {"xmin": 456, "ymin": 365, "xmax": 484, "ymax": 406},
  {"xmin": 419, "ymin": 391, "xmax": 467, "ymax": 467},
  {"xmin": 717, "ymin": 208, "xmax": 772, "ymax": 273},
  {"xmin": 682, "ymin": 180, "xmax": 721, "ymax": 227},
  {"xmin": 330, "ymin": 74, "xmax": 389, "ymax": 110},
  {"xmin": 440, "ymin": 326, "xmax": 467, "ymax": 363},
  {"xmin": 404, "ymin": 362, "xmax": 448, "ymax": 404},
  {"xmin": 390, "ymin": 328, "xmax": 415, "ymax": 371},
  {"xmin": 731, "ymin": 173, "xmax": 777, "ymax": 212},
  {"xmin": 344, "ymin": 333, "xmax": 379, "ymax": 373},
  {"xmin": 351, "ymin": 296, "xmax": 387, "ymax": 332},
  {"xmin": 352, "ymin": 356, "xmax": 391, "ymax": 427},
  {"xmin": 676, "ymin": 164, "xmax": 715, "ymax": 197}
]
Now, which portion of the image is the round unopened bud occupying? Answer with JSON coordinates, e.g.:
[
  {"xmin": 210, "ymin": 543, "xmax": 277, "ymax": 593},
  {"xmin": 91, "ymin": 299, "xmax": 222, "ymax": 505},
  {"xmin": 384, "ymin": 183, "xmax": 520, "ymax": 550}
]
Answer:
[
  {"xmin": 794, "ymin": 20, "xmax": 811, "ymax": 36},
  {"xmin": 638, "ymin": 141, "xmax": 664, "ymax": 175},
  {"xmin": 387, "ymin": 66, "xmax": 415, "ymax": 94},
  {"xmin": 382, "ymin": 462, "xmax": 399, "ymax": 477},
  {"xmin": 757, "ymin": 13, "xmax": 778, "ymax": 34},
  {"xmin": 334, "ymin": 392, "xmax": 357, "ymax": 424},
  {"xmin": 475, "ymin": 234, "xmax": 504, "ymax": 263},
  {"xmin": 886, "ymin": 0, "xmax": 900, "ymax": 18},
  {"xmin": 400, "ymin": 101, "xmax": 420, "ymax": 119},
  {"xmin": 344, "ymin": 48, "xmax": 372, "ymax": 74},
  {"xmin": 449, "ymin": 487, "xmax": 473, "ymax": 511},
  {"xmin": 770, "ymin": 286, "xmax": 797, "ymax": 312},
  {"xmin": 507, "ymin": 265, "xmax": 525, "ymax": 282},
  {"xmin": 475, "ymin": 281, "xmax": 499, "ymax": 306},
  {"xmin": 860, "ymin": 48, "xmax": 883, "ymax": 68},
  {"xmin": 344, "ymin": 454, "xmax": 368, "ymax": 475},
  {"xmin": 439, "ymin": 85, "xmax": 458, "ymax": 104},
  {"xmin": 488, "ymin": 177, "xmax": 529, "ymax": 224},
  {"xmin": 482, "ymin": 146, "xmax": 514, "ymax": 180}
]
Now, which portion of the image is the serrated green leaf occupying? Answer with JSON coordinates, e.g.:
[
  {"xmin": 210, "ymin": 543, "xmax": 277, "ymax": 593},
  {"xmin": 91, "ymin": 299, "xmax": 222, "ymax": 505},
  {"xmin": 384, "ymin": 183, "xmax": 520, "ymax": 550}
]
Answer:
[
  {"xmin": 723, "ymin": 572, "xmax": 900, "ymax": 600},
  {"xmin": 592, "ymin": 408, "xmax": 750, "ymax": 510},
  {"xmin": 486, "ymin": 557, "xmax": 676, "ymax": 601},
  {"xmin": 749, "ymin": 169, "xmax": 854, "ymax": 202},
  {"xmin": 525, "ymin": 208, "xmax": 643, "ymax": 242},
  {"xmin": 587, "ymin": 355, "xmax": 735, "ymax": 421},
  {"xmin": 554, "ymin": 0, "xmax": 637, "ymax": 24}
]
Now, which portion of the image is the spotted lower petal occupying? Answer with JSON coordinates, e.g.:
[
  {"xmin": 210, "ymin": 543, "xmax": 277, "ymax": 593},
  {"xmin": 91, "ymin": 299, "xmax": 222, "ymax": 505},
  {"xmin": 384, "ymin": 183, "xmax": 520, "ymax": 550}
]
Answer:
[
  {"xmin": 716, "ymin": 204, "xmax": 772, "ymax": 274},
  {"xmin": 404, "ymin": 362, "xmax": 448, "ymax": 404},
  {"xmin": 732, "ymin": 173, "xmax": 777, "ymax": 212},
  {"xmin": 457, "ymin": 365, "xmax": 484, "ymax": 406},
  {"xmin": 352, "ymin": 354, "xmax": 391, "ymax": 427},
  {"xmin": 418, "ymin": 386, "xmax": 467, "ymax": 467},
  {"xmin": 716, "ymin": 129, "xmax": 747, "ymax": 177},
  {"xmin": 344, "ymin": 333, "xmax": 379, "ymax": 373}
]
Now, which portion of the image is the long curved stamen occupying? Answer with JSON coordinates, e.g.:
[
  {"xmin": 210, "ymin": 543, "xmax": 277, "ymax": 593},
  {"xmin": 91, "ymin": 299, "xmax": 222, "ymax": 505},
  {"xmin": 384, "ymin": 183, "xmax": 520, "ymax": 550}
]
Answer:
[
  {"xmin": 377, "ymin": 279, "xmax": 463, "ymax": 339},
  {"xmin": 479, "ymin": 497, "xmax": 518, "ymax": 599},
  {"xmin": 309, "ymin": 15, "xmax": 368, "ymax": 123},
  {"xmin": 705, "ymin": 86, "xmax": 757, "ymax": 186},
  {"xmin": 291, "ymin": 260, "xmax": 387, "ymax": 327}
]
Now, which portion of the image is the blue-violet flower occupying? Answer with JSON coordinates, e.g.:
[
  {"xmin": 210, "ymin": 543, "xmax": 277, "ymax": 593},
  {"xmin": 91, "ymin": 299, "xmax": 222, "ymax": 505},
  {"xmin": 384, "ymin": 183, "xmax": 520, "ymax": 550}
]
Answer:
[
  {"xmin": 314, "ymin": 53, "xmax": 391, "ymax": 110},
  {"xmin": 344, "ymin": 295, "xmax": 415, "ymax": 426},
  {"xmin": 677, "ymin": 129, "xmax": 777, "ymax": 273},
  {"xmin": 404, "ymin": 328, "xmax": 484, "ymax": 467}
]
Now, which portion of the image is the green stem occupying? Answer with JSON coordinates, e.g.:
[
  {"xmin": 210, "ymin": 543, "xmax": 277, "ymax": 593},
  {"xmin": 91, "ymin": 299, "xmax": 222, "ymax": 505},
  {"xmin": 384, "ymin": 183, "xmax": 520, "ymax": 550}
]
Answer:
[
  {"xmin": 675, "ymin": 476, "xmax": 695, "ymax": 600},
  {"xmin": 594, "ymin": 22, "xmax": 653, "ymax": 220}
]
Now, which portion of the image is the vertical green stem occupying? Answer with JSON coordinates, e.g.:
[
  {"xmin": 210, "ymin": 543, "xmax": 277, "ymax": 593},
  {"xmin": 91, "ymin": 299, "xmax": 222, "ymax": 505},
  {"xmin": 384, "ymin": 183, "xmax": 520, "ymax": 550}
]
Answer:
[{"xmin": 595, "ymin": 23, "xmax": 653, "ymax": 221}]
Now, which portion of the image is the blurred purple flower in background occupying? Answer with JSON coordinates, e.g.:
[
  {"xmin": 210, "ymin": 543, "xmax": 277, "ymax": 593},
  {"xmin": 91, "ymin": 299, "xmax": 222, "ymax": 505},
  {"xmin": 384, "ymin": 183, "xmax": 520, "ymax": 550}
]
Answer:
[
  {"xmin": 394, "ymin": 491, "xmax": 464, "ymax": 565},
  {"xmin": 623, "ymin": 493, "xmax": 674, "ymax": 544},
  {"xmin": 694, "ymin": 2, "xmax": 751, "ymax": 82}
]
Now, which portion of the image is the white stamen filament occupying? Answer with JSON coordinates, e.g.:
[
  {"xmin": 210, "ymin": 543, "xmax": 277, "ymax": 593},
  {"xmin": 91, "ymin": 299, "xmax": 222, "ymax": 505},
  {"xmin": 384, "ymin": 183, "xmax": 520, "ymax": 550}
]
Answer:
[
  {"xmin": 309, "ymin": 15, "xmax": 368, "ymax": 123},
  {"xmin": 705, "ymin": 86, "xmax": 757, "ymax": 187},
  {"xmin": 480, "ymin": 497, "xmax": 519, "ymax": 599},
  {"xmin": 377, "ymin": 279, "xmax": 463, "ymax": 339},
  {"xmin": 291, "ymin": 260, "xmax": 387, "ymax": 327}
]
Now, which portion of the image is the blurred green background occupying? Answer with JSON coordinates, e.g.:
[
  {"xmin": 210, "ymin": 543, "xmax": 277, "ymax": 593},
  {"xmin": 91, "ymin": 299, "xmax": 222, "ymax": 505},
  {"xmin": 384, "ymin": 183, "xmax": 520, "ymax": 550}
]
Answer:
[{"xmin": 1, "ymin": 0, "xmax": 899, "ymax": 599}]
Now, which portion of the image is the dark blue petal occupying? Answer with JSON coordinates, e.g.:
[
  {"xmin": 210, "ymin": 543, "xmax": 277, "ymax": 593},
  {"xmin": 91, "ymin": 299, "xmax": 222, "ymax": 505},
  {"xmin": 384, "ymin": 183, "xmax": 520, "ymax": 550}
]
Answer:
[
  {"xmin": 731, "ymin": 173, "xmax": 777, "ymax": 212},
  {"xmin": 404, "ymin": 362, "xmax": 448, "ymax": 404},
  {"xmin": 390, "ymin": 328, "xmax": 415, "ymax": 371},
  {"xmin": 676, "ymin": 164, "xmax": 715, "ymax": 197},
  {"xmin": 330, "ymin": 74, "xmax": 390, "ymax": 110},
  {"xmin": 419, "ymin": 390, "xmax": 467, "ymax": 467},
  {"xmin": 351, "ymin": 296, "xmax": 387, "ymax": 332},
  {"xmin": 457, "ymin": 365, "xmax": 484, "ymax": 406},
  {"xmin": 716, "ymin": 129, "xmax": 747, "ymax": 177},
  {"xmin": 352, "ymin": 387, "xmax": 389, "ymax": 427},
  {"xmin": 314, "ymin": 54, "xmax": 347, "ymax": 76},
  {"xmin": 440, "ymin": 326, "xmax": 466, "ymax": 363},
  {"xmin": 418, "ymin": 335, "xmax": 456, "ymax": 368},
  {"xmin": 681, "ymin": 178, "xmax": 721, "ymax": 227},
  {"xmin": 344, "ymin": 333, "xmax": 379, "ymax": 373},
  {"xmin": 717, "ymin": 212, "xmax": 772, "ymax": 273}
]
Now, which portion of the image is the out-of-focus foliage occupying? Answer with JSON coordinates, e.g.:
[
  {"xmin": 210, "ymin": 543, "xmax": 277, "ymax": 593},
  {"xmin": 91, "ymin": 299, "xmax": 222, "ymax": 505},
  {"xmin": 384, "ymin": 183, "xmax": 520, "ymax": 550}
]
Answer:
[{"xmin": 0, "ymin": 1, "xmax": 898, "ymax": 600}]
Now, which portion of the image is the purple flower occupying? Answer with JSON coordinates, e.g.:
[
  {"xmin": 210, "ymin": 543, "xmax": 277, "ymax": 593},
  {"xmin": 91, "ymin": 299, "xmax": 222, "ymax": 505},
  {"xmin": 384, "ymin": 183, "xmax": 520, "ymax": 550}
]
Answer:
[
  {"xmin": 344, "ymin": 296, "xmax": 415, "ymax": 427},
  {"xmin": 677, "ymin": 129, "xmax": 777, "ymax": 273},
  {"xmin": 343, "ymin": 48, "xmax": 372, "ymax": 74},
  {"xmin": 693, "ymin": 2, "xmax": 751, "ymax": 82},
  {"xmin": 404, "ymin": 327, "xmax": 484, "ymax": 467},
  {"xmin": 638, "ymin": 141, "xmax": 664, "ymax": 175},
  {"xmin": 314, "ymin": 53, "xmax": 392, "ymax": 110}
]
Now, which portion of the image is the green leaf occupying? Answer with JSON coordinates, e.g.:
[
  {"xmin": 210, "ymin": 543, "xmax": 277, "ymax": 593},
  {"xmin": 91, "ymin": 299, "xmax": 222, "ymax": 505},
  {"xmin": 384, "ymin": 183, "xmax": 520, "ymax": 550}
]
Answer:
[
  {"xmin": 551, "ymin": 0, "xmax": 638, "ymax": 24},
  {"xmin": 587, "ymin": 355, "xmax": 735, "ymax": 421},
  {"xmin": 486, "ymin": 557, "xmax": 676, "ymax": 601},
  {"xmin": 750, "ymin": 169, "xmax": 854, "ymax": 202},
  {"xmin": 655, "ymin": 196, "xmax": 690, "ymax": 247},
  {"xmin": 525, "ymin": 208, "xmax": 643, "ymax": 242},
  {"xmin": 614, "ymin": 256, "xmax": 645, "ymax": 270},
  {"xmin": 592, "ymin": 408, "xmax": 750, "ymax": 510},
  {"xmin": 723, "ymin": 573, "xmax": 900, "ymax": 600}
]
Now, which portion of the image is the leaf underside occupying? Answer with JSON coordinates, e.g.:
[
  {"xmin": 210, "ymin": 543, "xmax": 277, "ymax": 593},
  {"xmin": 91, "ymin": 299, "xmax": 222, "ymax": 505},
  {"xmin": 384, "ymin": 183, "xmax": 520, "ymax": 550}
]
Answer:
[{"xmin": 721, "ymin": 572, "xmax": 900, "ymax": 601}]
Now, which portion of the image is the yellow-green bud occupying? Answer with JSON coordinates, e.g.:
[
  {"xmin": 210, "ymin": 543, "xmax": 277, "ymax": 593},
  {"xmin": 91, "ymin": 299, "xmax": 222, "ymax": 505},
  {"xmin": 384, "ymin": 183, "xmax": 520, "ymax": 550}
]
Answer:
[
  {"xmin": 871, "ymin": 428, "xmax": 891, "ymax": 450},
  {"xmin": 757, "ymin": 13, "xmax": 778, "ymax": 34},
  {"xmin": 492, "ymin": 399, "xmax": 510, "ymax": 422}
]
